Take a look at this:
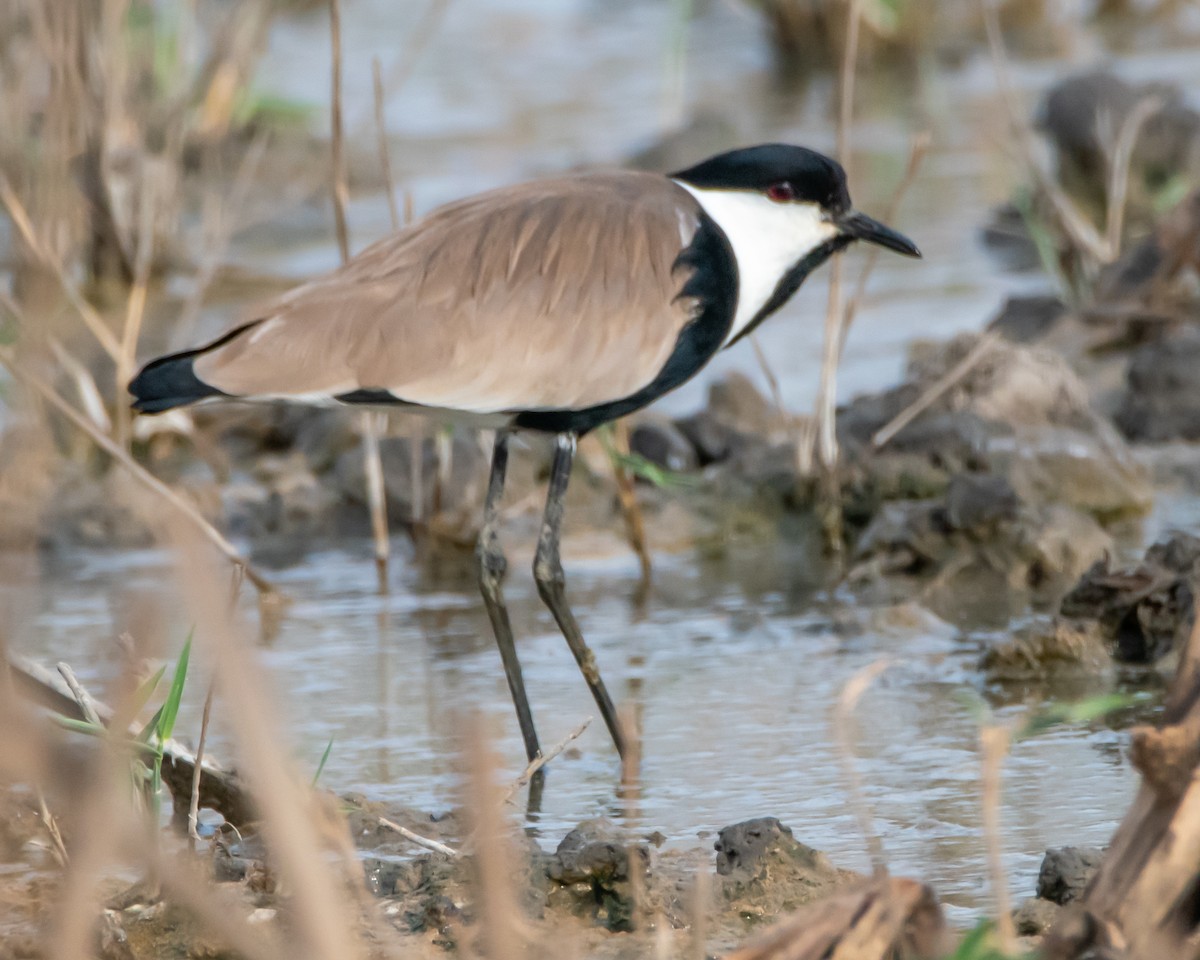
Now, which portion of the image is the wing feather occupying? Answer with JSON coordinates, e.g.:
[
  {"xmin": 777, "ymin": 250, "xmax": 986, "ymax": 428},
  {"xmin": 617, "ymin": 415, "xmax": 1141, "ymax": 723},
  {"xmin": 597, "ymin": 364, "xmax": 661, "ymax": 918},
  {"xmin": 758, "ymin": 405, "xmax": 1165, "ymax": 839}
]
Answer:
[{"xmin": 193, "ymin": 172, "xmax": 704, "ymax": 413}]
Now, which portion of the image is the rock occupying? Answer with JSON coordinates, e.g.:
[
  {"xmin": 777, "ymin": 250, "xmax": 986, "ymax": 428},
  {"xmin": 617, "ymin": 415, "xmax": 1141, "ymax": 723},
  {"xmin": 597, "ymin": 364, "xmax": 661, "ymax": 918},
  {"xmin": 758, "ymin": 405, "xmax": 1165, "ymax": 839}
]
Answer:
[
  {"xmin": 1059, "ymin": 534, "xmax": 1199, "ymax": 663},
  {"xmin": 1115, "ymin": 330, "xmax": 1200, "ymax": 443},
  {"xmin": 1037, "ymin": 71, "xmax": 1200, "ymax": 224},
  {"xmin": 546, "ymin": 819, "xmax": 648, "ymax": 932},
  {"xmin": 97, "ymin": 910, "xmax": 135, "ymax": 960},
  {"xmin": 629, "ymin": 416, "xmax": 700, "ymax": 473},
  {"xmin": 1036, "ymin": 846, "xmax": 1104, "ymax": 904},
  {"xmin": 707, "ymin": 371, "xmax": 776, "ymax": 436},
  {"xmin": 674, "ymin": 410, "xmax": 760, "ymax": 466},
  {"xmin": 980, "ymin": 616, "xmax": 1112, "ymax": 681},
  {"xmin": 942, "ymin": 473, "xmax": 1020, "ymax": 533},
  {"xmin": 1013, "ymin": 896, "xmax": 1061, "ymax": 936},
  {"xmin": 334, "ymin": 433, "xmax": 487, "ymax": 531},
  {"xmin": 713, "ymin": 818, "xmax": 847, "ymax": 918},
  {"xmin": 988, "ymin": 295, "xmax": 1069, "ymax": 345}
]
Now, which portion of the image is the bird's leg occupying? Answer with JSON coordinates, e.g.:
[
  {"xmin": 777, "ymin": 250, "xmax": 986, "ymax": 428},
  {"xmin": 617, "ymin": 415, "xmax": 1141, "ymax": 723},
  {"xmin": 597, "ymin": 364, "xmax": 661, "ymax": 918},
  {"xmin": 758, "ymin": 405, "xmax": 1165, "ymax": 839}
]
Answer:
[
  {"xmin": 478, "ymin": 430, "xmax": 541, "ymax": 763},
  {"xmin": 533, "ymin": 433, "xmax": 628, "ymax": 759}
]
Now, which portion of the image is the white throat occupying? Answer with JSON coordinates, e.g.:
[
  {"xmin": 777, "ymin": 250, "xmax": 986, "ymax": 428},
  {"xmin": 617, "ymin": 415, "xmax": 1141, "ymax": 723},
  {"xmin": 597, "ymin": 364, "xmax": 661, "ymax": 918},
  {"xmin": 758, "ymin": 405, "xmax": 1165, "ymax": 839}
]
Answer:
[{"xmin": 674, "ymin": 181, "xmax": 839, "ymax": 345}]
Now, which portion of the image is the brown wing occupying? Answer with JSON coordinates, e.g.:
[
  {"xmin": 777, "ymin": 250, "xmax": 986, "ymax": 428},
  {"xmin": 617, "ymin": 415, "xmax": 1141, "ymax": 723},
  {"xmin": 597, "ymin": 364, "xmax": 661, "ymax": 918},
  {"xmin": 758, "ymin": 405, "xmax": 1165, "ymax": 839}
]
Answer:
[{"xmin": 193, "ymin": 171, "xmax": 703, "ymax": 413}]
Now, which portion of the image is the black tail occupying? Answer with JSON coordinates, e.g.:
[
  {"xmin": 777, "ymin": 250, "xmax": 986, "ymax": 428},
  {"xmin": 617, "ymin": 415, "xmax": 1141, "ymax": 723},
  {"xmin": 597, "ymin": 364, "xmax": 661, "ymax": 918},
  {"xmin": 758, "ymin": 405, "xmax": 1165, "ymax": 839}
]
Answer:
[{"xmin": 128, "ymin": 321, "xmax": 259, "ymax": 413}]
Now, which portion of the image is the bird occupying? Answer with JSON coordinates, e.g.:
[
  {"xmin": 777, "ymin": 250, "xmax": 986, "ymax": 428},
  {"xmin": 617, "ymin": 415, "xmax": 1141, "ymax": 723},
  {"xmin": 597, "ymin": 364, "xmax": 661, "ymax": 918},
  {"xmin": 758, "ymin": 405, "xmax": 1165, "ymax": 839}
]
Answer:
[{"xmin": 129, "ymin": 143, "xmax": 920, "ymax": 764}]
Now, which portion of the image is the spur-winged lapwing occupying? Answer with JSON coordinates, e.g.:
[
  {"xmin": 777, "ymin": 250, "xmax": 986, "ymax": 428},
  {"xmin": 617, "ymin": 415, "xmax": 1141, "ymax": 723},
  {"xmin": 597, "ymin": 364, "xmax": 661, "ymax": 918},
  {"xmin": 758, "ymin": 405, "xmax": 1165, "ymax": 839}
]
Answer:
[{"xmin": 130, "ymin": 143, "xmax": 920, "ymax": 762}]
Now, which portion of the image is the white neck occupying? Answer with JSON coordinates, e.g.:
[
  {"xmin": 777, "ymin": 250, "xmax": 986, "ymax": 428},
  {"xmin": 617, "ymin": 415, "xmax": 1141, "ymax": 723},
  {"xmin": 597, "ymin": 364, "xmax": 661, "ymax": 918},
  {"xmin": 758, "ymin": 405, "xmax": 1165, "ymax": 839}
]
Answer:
[{"xmin": 673, "ymin": 181, "xmax": 839, "ymax": 345}]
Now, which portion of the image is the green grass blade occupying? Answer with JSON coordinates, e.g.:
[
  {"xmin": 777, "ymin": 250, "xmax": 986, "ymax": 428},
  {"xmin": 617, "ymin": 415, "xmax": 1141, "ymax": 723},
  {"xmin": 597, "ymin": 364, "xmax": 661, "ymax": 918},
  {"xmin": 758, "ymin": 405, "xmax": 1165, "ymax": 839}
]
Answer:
[
  {"xmin": 129, "ymin": 665, "xmax": 167, "ymax": 720},
  {"xmin": 53, "ymin": 714, "xmax": 108, "ymax": 738},
  {"xmin": 156, "ymin": 633, "xmax": 192, "ymax": 744},
  {"xmin": 312, "ymin": 738, "xmax": 335, "ymax": 787}
]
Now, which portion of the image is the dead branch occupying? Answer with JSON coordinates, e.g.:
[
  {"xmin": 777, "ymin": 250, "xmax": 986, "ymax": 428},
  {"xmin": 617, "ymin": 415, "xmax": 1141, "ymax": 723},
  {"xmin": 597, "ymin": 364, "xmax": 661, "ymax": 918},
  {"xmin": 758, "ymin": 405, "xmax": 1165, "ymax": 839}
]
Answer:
[
  {"xmin": 1042, "ymin": 614, "xmax": 1200, "ymax": 959},
  {"xmin": 721, "ymin": 875, "xmax": 946, "ymax": 960}
]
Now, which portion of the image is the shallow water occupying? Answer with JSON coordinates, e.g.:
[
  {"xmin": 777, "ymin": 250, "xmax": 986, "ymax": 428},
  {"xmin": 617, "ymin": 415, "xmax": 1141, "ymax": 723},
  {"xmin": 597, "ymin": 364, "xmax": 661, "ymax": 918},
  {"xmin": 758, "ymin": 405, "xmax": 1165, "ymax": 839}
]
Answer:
[
  {"xmin": 10, "ymin": 0, "xmax": 1200, "ymax": 927},
  {"xmin": 9, "ymin": 537, "xmax": 1140, "ymax": 921}
]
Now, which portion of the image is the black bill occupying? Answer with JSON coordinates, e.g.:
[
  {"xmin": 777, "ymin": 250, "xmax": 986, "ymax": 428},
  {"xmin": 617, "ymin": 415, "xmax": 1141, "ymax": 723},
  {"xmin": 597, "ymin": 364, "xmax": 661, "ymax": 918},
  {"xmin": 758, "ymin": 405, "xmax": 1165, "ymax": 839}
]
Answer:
[{"xmin": 838, "ymin": 211, "xmax": 921, "ymax": 258}]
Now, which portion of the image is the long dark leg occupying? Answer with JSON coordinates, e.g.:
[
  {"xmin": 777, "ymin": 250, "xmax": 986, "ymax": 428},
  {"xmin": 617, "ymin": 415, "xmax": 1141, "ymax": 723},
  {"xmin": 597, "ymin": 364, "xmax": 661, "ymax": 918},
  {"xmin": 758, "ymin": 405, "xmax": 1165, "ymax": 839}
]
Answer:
[
  {"xmin": 534, "ymin": 433, "xmax": 628, "ymax": 759},
  {"xmin": 478, "ymin": 430, "xmax": 541, "ymax": 762}
]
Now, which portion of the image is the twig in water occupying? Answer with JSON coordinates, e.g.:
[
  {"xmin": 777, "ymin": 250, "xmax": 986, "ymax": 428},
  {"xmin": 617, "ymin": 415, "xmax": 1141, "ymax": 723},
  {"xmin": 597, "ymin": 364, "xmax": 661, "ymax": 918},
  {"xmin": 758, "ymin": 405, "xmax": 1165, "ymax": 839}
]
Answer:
[
  {"xmin": 362, "ymin": 411, "xmax": 391, "ymax": 580},
  {"xmin": 832, "ymin": 658, "xmax": 894, "ymax": 876},
  {"xmin": 56, "ymin": 662, "xmax": 102, "ymax": 726},
  {"xmin": 377, "ymin": 816, "xmax": 462, "ymax": 858},
  {"xmin": 502, "ymin": 716, "xmax": 592, "ymax": 803},
  {"xmin": 871, "ymin": 332, "xmax": 998, "ymax": 449},
  {"xmin": 980, "ymin": 724, "xmax": 1016, "ymax": 952},
  {"xmin": 0, "ymin": 350, "xmax": 277, "ymax": 598}
]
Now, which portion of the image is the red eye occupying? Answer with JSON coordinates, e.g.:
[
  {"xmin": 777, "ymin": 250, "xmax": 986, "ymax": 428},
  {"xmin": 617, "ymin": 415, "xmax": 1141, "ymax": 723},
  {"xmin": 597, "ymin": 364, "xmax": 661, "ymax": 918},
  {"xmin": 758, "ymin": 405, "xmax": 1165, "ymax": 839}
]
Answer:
[{"xmin": 766, "ymin": 182, "xmax": 795, "ymax": 202}]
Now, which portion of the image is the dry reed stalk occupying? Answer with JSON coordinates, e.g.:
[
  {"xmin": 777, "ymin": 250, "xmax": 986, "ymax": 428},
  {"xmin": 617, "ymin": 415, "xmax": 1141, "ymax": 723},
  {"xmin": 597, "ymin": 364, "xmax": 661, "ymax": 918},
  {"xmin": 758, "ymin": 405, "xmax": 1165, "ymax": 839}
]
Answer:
[
  {"xmin": 463, "ymin": 712, "xmax": 527, "ymax": 960},
  {"xmin": 328, "ymin": 0, "xmax": 350, "ymax": 264},
  {"xmin": 1104, "ymin": 94, "xmax": 1162, "ymax": 256},
  {"xmin": 832, "ymin": 659, "xmax": 894, "ymax": 876},
  {"xmin": 115, "ymin": 177, "xmax": 157, "ymax": 450},
  {"xmin": 979, "ymin": 724, "xmax": 1016, "ymax": 952},
  {"xmin": 749, "ymin": 333, "xmax": 789, "ymax": 430},
  {"xmin": 690, "ymin": 868, "xmax": 711, "ymax": 960},
  {"xmin": 811, "ymin": 0, "xmax": 864, "ymax": 473},
  {"xmin": 372, "ymin": 57, "xmax": 402, "ymax": 233},
  {"xmin": 870, "ymin": 332, "xmax": 998, "ymax": 449},
  {"xmin": 0, "ymin": 350, "xmax": 277, "ymax": 598},
  {"xmin": 501, "ymin": 716, "xmax": 592, "ymax": 803},
  {"xmin": 327, "ymin": 0, "xmax": 391, "ymax": 576},
  {"xmin": 171, "ymin": 523, "xmax": 368, "ymax": 960},
  {"xmin": 980, "ymin": 0, "xmax": 1108, "ymax": 266},
  {"xmin": 0, "ymin": 173, "xmax": 122, "ymax": 362},
  {"xmin": 376, "ymin": 0, "xmax": 455, "ymax": 106},
  {"xmin": 188, "ymin": 680, "xmax": 216, "ymax": 844},
  {"xmin": 56, "ymin": 662, "xmax": 102, "ymax": 725},
  {"xmin": 836, "ymin": 131, "xmax": 931, "ymax": 356},
  {"xmin": 611, "ymin": 420, "xmax": 653, "ymax": 590}
]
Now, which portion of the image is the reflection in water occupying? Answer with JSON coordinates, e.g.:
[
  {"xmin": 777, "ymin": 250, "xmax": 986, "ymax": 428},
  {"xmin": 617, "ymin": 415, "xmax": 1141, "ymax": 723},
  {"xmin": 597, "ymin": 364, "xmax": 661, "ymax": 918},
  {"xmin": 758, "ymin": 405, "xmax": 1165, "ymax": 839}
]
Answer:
[{"xmin": 10, "ymin": 540, "xmax": 1139, "ymax": 921}]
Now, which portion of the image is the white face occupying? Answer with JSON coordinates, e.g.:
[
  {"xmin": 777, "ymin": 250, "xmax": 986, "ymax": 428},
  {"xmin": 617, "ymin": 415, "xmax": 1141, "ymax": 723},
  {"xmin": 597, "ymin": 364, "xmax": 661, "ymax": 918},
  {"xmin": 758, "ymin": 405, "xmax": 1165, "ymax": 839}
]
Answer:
[{"xmin": 673, "ymin": 181, "xmax": 840, "ymax": 345}]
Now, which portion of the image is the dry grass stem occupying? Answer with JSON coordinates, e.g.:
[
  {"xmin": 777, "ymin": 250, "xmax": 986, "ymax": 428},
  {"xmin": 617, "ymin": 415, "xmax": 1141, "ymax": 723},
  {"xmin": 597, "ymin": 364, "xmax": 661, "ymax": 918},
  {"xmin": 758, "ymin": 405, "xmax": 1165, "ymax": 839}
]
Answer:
[
  {"xmin": 979, "ymin": 724, "xmax": 1015, "ymax": 952},
  {"xmin": 611, "ymin": 421, "xmax": 653, "ymax": 589},
  {"xmin": 328, "ymin": 0, "xmax": 351, "ymax": 264},
  {"xmin": 36, "ymin": 791, "xmax": 69, "ymax": 868},
  {"xmin": 377, "ymin": 815, "xmax": 462, "ymax": 858},
  {"xmin": 837, "ymin": 132, "xmax": 931, "ymax": 355},
  {"xmin": 690, "ymin": 868, "xmax": 711, "ymax": 960},
  {"xmin": 463, "ymin": 713, "xmax": 527, "ymax": 959},
  {"xmin": 172, "ymin": 525, "xmax": 367, "ymax": 960},
  {"xmin": 0, "ymin": 350, "xmax": 276, "ymax": 597},
  {"xmin": 115, "ymin": 178, "xmax": 158, "ymax": 450},
  {"xmin": 870, "ymin": 332, "xmax": 998, "ymax": 449},
  {"xmin": 980, "ymin": 0, "xmax": 1108, "ymax": 265},
  {"xmin": 749, "ymin": 333, "xmax": 789, "ymax": 428},
  {"xmin": 833, "ymin": 659, "xmax": 894, "ymax": 876},
  {"xmin": 1104, "ymin": 94, "xmax": 1162, "ymax": 256},
  {"xmin": 0, "ymin": 173, "xmax": 122, "ymax": 362},
  {"xmin": 502, "ymin": 716, "xmax": 592, "ymax": 803},
  {"xmin": 372, "ymin": 57, "xmax": 402, "ymax": 232},
  {"xmin": 377, "ymin": 0, "xmax": 455, "ymax": 104},
  {"xmin": 188, "ymin": 679, "xmax": 216, "ymax": 844},
  {"xmin": 362, "ymin": 411, "xmax": 391, "ymax": 576},
  {"xmin": 811, "ymin": 0, "xmax": 863, "ymax": 474}
]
